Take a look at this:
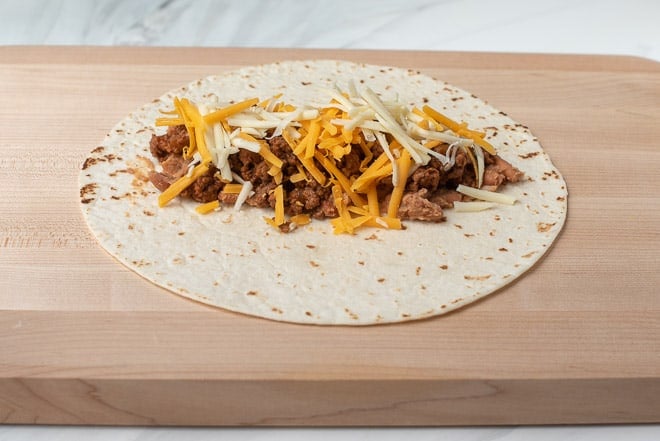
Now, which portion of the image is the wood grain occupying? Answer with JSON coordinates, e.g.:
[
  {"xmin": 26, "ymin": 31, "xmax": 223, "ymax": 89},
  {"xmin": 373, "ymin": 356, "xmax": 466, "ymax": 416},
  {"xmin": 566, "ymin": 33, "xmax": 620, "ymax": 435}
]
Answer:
[{"xmin": 1, "ymin": 47, "xmax": 659, "ymax": 425}]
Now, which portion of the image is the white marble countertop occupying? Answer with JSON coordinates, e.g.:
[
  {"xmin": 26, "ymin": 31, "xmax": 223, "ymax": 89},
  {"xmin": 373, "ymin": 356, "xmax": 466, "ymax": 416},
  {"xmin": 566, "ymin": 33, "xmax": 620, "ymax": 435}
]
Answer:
[{"xmin": 1, "ymin": 0, "xmax": 659, "ymax": 440}]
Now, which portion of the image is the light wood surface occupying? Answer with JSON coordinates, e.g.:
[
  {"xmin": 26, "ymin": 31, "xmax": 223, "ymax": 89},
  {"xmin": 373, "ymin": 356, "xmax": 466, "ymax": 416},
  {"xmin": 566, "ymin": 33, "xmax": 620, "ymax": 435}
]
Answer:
[{"xmin": 1, "ymin": 47, "xmax": 659, "ymax": 425}]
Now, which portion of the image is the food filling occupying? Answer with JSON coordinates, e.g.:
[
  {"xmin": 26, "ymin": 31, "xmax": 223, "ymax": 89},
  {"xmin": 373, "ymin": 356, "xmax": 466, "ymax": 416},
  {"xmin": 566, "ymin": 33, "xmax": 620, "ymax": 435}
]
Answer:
[{"xmin": 147, "ymin": 86, "xmax": 523, "ymax": 233}]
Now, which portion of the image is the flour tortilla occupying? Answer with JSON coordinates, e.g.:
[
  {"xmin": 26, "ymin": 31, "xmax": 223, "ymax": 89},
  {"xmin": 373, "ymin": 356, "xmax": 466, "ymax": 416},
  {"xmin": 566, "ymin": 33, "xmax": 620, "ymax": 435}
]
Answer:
[{"xmin": 79, "ymin": 60, "xmax": 567, "ymax": 325}]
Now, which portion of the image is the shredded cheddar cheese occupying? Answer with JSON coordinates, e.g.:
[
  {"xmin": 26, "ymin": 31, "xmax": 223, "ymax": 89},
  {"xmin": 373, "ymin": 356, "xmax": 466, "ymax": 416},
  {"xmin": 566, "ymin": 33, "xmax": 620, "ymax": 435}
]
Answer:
[{"xmin": 195, "ymin": 200, "xmax": 220, "ymax": 214}]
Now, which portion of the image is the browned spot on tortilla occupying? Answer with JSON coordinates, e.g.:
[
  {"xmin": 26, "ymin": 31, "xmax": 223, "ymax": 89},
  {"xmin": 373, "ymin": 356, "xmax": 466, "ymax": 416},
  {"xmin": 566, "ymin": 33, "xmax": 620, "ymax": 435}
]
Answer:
[
  {"xmin": 143, "ymin": 210, "xmax": 154, "ymax": 216},
  {"xmin": 439, "ymin": 264, "xmax": 448, "ymax": 270},
  {"xmin": 493, "ymin": 215, "xmax": 501, "ymax": 221},
  {"xmin": 301, "ymin": 81, "xmax": 311, "ymax": 86},
  {"xmin": 522, "ymin": 251, "xmax": 537, "ymax": 258},
  {"xmin": 306, "ymin": 244, "xmax": 316, "ymax": 249},
  {"xmin": 127, "ymin": 155, "xmax": 155, "ymax": 182},
  {"xmin": 489, "ymin": 230, "xmax": 496, "ymax": 237},
  {"xmin": 82, "ymin": 157, "xmax": 105, "ymax": 170},
  {"xmin": 305, "ymin": 311, "xmax": 312, "ymax": 317},
  {"xmin": 415, "ymin": 266, "xmax": 421, "ymax": 276},
  {"xmin": 128, "ymin": 224, "xmax": 135, "ymax": 230},
  {"xmin": 508, "ymin": 237, "xmax": 513, "ymax": 243},
  {"xmin": 309, "ymin": 260, "xmax": 320, "ymax": 268},
  {"xmin": 91, "ymin": 146, "xmax": 105, "ymax": 154},
  {"xmin": 246, "ymin": 290, "xmax": 257, "ymax": 296},
  {"xmin": 357, "ymin": 261, "xmax": 365, "ymax": 266},
  {"xmin": 542, "ymin": 170, "xmax": 560, "ymax": 181},
  {"xmin": 80, "ymin": 183, "xmax": 98, "ymax": 199},
  {"xmin": 451, "ymin": 297, "xmax": 464, "ymax": 304},
  {"xmin": 454, "ymin": 224, "xmax": 463, "ymax": 229},
  {"xmin": 81, "ymin": 198, "xmax": 93, "ymax": 204},
  {"xmin": 178, "ymin": 231, "xmax": 185, "ymax": 236},
  {"xmin": 464, "ymin": 274, "xmax": 492, "ymax": 281},
  {"xmin": 397, "ymin": 251, "xmax": 403, "ymax": 256},
  {"xmin": 484, "ymin": 256, "xmax": 493, "ymax": 260},
  {"xmin": 421, "ymin": 285, "xmax": 427, "ymax": 290},
  {"xmin": 464, "ymin": 233, "xmax": 474, "ymax": 238},
  {"xmin": 556, "ymin": 196, "xmax": 565, "ymax": 201},
  {"xmin": 377, "ymin": 277, "xmax": 385, "ymax": 283},
  {"xmin": 108, "ymin": 168, "xmax": 130, "ymax": 178},
  {"xmin": 537, "ymin": 222, "xmax": 556, "ymax": 232},
  {"xmin": 441, "ymin": 304, "xmax": 447, "ymax": 309},
  {"xmin": 499, "ymin": 247, "xmax": 508, "ymax": 252},
  {"xmin": 365, "ymin": 233, "xmax": 378, "ymax": 240},
  {"xmin": 519, "ymin": 151, "xmax": 540, "ymax": 159},
  {"xmin": 401, "ymin": 313, "xmax": 411, "ymax": 318},
  {"xmin": 271, "ymin": 307, "xmax": 283, "ymax": 314},
  {"xmin": 344, "ymin": 308, "xmax": 359, "ymax": 320}
]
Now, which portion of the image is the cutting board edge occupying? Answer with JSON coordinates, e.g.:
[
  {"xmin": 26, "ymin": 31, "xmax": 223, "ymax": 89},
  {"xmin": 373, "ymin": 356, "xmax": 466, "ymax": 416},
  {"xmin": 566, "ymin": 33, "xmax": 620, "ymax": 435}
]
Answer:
[
  {"xmin": 2, "ymin": 376, "xmax": 659, "ymax": 425},
  {"xmin": 1, "ymin": 46, "xmax": 658, "ymax": 72}
]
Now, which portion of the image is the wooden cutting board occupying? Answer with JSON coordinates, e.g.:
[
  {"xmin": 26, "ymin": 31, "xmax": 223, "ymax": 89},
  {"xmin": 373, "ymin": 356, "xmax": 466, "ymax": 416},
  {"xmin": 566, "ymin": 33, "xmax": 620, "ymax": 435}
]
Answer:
[{"xmin": 1, "ymin": 47, "xmax": 659, "ymax": 426}]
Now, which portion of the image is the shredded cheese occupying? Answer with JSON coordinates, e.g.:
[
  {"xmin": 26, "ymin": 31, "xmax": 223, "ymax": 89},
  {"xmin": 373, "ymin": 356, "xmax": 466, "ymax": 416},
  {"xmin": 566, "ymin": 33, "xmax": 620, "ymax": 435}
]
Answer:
[
  {"xmin": 387, "ymin": 149, "xmax": 413, "ymax": 218},
  {"xmin": 456, "ymin": 184, "xmax": 516, "ymax": 205},
  {"xmin": 422, "ymin": 105, "xmax": 496, "ymax": 155},
  {"xmin": 222, "ymin": 183, "xmax": 243, "ymax": 194},
  {"xmin": 273, "ymin": 184, "xmax": 285, "ymax": 225},
  {"xmin": 154, "ymin": 87, "xmax": 512, "ymax": 234},
  {"xmin": 204, "ymin": 98, "xmax": 259, "ymax": 125},
  {"xmin": 195, "ymin": 200, "xmax": 220, "ymax": 214}
]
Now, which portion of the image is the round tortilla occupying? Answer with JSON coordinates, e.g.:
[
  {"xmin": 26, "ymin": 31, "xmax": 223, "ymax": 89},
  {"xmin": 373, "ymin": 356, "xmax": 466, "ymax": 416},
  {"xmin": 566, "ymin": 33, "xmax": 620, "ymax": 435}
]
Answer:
[{"xmin": 79, "ymin": 60, "xmax": 567, "ymax": 325}]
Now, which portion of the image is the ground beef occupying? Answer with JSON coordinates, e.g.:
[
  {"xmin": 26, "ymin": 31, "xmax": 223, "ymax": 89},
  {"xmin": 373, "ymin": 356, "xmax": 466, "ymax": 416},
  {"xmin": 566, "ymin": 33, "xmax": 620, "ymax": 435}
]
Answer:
[
  {"xmin": 446, "ymin": 151, "xmax": 468, "ymax": 183},
  {"xmin": 483, "ymin": 156, "xmax": 524, "ymax": 188},
  {"xmin": 339, "ymin": 148, "xmax": 362, "ymax": 177},
  {"xmin": 148, "ymin": 171, "xmax": 174, "ymax": 192},
  {"xmin": 161, "ymin": 154, "xmax": 190, "ymax": 178},
  {"xmin": 148, "ymin": 155, "xmax": 190, "ymax": 192},
  {"xmin": 146, "ymin": 125, "xmax": 521, "ymax": 227},
  {"xmin": 246, "ymin": 181, "xmax": 277, "ymax": 208},
  {"xmin": 396, "ymin": 189, "xmax": 445, "ymax": 222},
  {"xmin": 494, "ymin": 156, "xmax": 524, "ymax": 182},
  {"xmin": 286, "ymin": 182, "xmax": 333, "ymax": 217},
  {"xmin": 483, "ymin": 165, "xmax": 506, "ymax": 188},
  {"xmin": 314, "ymin": 196, "xmax": 338, "ymax": 219},
  {"xmin": 429, "ymin": 189, "xmax": 463, "ymax": 209},
  {"xmin": 181, "ymin": 166, "xmax": 223, "ymax": 203},
  {"xmin": 269, "ymin": 136, "xmax": 298, "ymax": 167},
  {"xmin": 407, "ymin": 166, "xmax": 440, "ymax": 192},
  {"xmin": 218, "ymin": 192, "xmax": 238, "ymax": 205},
  {"xmin": 149, "ymin": 125, "xmax": 189, "ymax": 160}
]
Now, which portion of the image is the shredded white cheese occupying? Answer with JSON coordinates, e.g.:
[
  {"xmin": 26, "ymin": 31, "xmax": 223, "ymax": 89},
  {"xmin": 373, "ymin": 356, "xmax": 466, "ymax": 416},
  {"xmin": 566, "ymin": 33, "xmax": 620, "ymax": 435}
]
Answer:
[{"xmin": 456, "ymin": 184, "xmax": 516, "ymax": 205}]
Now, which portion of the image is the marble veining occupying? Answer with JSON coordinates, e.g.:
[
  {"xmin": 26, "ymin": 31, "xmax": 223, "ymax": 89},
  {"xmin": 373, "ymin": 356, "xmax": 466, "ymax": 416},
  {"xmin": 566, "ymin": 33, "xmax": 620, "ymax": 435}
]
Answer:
[
  {"xmin": 1, "ymin": 0, "xmax": 659, "ymax": 440},
  {"xmin": 1, "ymin": 0, "xmax": 659, "ymax": 61}
]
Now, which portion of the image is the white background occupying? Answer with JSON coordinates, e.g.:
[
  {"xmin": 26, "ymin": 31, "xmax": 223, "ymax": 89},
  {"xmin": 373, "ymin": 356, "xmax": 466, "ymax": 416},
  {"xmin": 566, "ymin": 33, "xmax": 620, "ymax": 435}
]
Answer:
[{"xmin": 1, "ymin": 0, "xmax": 659, "ymax": 440}]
